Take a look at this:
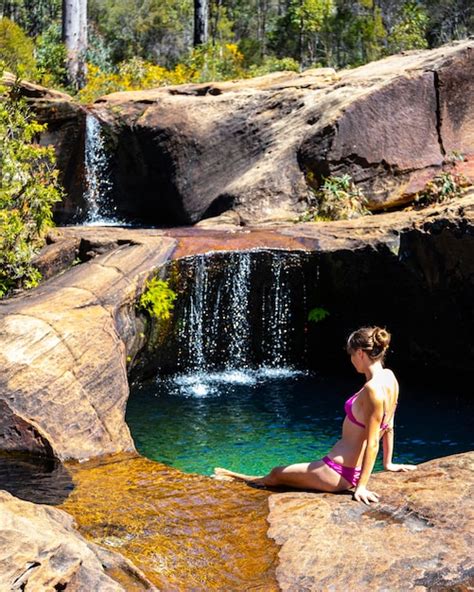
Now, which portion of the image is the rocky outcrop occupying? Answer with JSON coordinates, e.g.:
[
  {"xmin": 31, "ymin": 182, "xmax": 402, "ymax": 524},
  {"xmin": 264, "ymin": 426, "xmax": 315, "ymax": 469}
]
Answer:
[
  {"xmin": 1, "ymin": 72, "xmax": 87, "ymax": 222},
  {"xmin": 267, "ymin": 452, "xmax": 474, "ymax": 591},
  {"xmin": 90, "ymin": 40, "xmax": 474, "ymax": 225},
  {"xmin": 0, "ymin": 191, "xmax": 472, "ymax": 460},
  {"xmin": 0, "ymin": 233, "xmax": 176, "ymax": 460},
  {"xmin": 0, "ymin": 489, "xmax": 156, "ymax": 590}
]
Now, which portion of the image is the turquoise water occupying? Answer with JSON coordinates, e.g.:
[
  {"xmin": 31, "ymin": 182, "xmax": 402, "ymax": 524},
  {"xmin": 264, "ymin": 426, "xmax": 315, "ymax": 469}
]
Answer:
[{"xmin": 126, "ymin": 369, "xmax": 474, "ymax": 476}]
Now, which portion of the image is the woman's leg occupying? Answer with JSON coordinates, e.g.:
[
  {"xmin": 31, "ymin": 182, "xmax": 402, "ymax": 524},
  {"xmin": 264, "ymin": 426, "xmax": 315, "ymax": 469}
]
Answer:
[{"xmin": 214, "ymin": 461, "xmax": 350, "ymax": 491}]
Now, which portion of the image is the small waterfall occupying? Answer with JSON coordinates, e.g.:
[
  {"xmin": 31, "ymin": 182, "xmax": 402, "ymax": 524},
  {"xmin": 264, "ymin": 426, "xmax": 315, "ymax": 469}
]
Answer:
[
  {"xmin": 225, "ymin": 252, "xmax": 252, "ymax": 368},
  {"xmin": 83, "ymin": 114, "xmax": 121, "ymax": 225},
  {"xmin": 262, "ymin": 252, "xmax": 306, "ymax": 367},
  {"xmin": 177, "ymin": 250, "xmax": 306, "ymax": 374}
]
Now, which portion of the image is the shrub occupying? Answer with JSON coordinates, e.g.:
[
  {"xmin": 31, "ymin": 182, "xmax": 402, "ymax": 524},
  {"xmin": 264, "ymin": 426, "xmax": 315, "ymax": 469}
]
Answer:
[
  {"xmin": 0, "ymin": 18, "xmax": 36, "ymax": 78},
  {"xmin": 415, "ymin": 171, "xmax": 470, "ymax": 205},
  {"xmin": 185, "ymin": 42, "xmax": 246, "ymax": 82},
  {"xmin": 0, "ymin": 75, "xmax": 63, "ymax": 297},
  {"xmin": 308, "ymin": 307, "xmax": 330, "ymax": 323},
  {"xmin": 300, "ymin": 174, "xmax": 371, "ymax": 221},
  {"xmin": 247, "ymin": 56, "xmax": 300, "ymax": 76},
  {"xmin": 138, "ymin": 277, "xmax": 177, "ymax": 320},
  {"xmin": 35, "ymin": 23, "xmax": 67, "ymax": 88}
]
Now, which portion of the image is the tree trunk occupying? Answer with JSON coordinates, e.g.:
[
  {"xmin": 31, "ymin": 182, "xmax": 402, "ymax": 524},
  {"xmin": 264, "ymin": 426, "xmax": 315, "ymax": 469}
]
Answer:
[
  {"xmin": 194, "ymin": 0, "xmax": 209, "ymax": 46},
  {"xmin": 62, "ymin": 0, "xmax": 87, "ymax": 90}
]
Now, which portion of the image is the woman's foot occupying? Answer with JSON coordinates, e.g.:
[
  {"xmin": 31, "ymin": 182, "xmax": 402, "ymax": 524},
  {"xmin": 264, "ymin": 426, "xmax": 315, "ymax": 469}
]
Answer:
[{"xmin": 213, "ymin": 467, "xmax": 266, "ymax": 485}]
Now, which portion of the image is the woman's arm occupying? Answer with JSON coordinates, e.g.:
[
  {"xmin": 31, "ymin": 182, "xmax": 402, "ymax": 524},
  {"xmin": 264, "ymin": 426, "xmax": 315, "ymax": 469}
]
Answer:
[
  {"xmin": 353, "ymin": 385, "xmax": 384, "ymax": 505},
  {"xmin": 383, "ymin": 421, "xmax": 417, "ymax": 472},
  {"xmin": 382, "ymin": 426, "xmax": 395, "ymax": 468}
]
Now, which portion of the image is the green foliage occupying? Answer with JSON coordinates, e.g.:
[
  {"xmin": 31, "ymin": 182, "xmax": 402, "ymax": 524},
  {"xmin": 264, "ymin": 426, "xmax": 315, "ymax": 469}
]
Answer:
[
  {"xmin": 248, "ymin": 56, "xmax": 300, "ymax": 76},
  {"xmin": 185, "ymin": 42, "xmax": 246, "ymax": 82},
  {"xmin": 301, "ymin": 174, "xmax": 371, "ymax": 221},
  {"xmin": 35, "ymin": 23, "xmax": 67, "ymax": 88},
  {"xmin": 308, "ymin": 307, "xmax": 330, "ymax": 323},
  {"xmin": 138, "ymin": 277, "xmax": 177, "ymax": 321},
  {"xmin": 415, "ymin": 172, "xmax": 470, "ymax": 205},
  {"xmin": 0, "ymin": 74, "xmax": 63, "ymax": 297},
  {"xmin": 0, "ymin": 18, "xmax": 36, "ymax": 77},
  {"xmin": 388, "ymin": 1, "xmax": 429, "ymax": 53}
]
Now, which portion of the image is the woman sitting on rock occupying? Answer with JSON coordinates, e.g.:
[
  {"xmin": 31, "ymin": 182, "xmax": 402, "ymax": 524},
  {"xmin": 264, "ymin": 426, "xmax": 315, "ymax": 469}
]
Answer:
[{"xmin": 214, "ymin": 326, "xmax": 416, "ymax": 504}]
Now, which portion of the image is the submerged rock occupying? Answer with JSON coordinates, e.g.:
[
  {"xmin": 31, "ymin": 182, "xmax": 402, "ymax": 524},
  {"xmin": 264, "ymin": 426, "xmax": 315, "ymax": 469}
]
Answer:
[
  {"xmin": 89, "ymin": 40, "xmax": 474, "ymax": 225},
  {"xmin": 0, "ymin": 489, "xmax": 156, "ymax": 590},
  {"xmin": 267, "ymin": 452, "xmax": 474, "ymax": 591}
]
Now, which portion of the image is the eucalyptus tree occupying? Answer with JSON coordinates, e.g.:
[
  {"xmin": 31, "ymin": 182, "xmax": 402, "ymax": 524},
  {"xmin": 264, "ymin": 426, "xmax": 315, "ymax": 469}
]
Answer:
[
  {"xmin": 194, "ymin": 0, "xmax": 209, "ymax": 45},
  {"xmin": 62, "ymin": 0, "xmax": 87, "ymax": 89}
]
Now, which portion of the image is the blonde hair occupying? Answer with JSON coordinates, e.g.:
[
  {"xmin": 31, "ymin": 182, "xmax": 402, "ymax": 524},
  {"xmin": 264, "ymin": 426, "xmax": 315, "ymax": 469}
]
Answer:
[{"xmin": 346, "ymin": 326, "xmax": 391, "ymax": 361}]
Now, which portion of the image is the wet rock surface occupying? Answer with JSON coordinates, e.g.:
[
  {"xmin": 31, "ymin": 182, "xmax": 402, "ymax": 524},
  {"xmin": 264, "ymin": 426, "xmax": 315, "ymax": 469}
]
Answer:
[
  {"xmin": 60, "ymin": 454, "xmax": 278, "ymax": 591},
  {"xmin": 89, "ymin": 41, "xmax": 474, "ymax": 225},
  {"xmin": 267, "ymin": 452, "xmax": 474, "ymax": 591},
  {"xmin": 0, "ymin": 489, "xmax": 156, "ymax": 590}
]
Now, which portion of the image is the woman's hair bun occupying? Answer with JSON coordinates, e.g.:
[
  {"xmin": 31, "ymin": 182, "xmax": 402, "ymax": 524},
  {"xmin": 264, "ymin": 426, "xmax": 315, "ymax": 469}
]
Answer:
[{"xmin": 372, "ymin": 327, "xmax": 390, "ymax": 349}]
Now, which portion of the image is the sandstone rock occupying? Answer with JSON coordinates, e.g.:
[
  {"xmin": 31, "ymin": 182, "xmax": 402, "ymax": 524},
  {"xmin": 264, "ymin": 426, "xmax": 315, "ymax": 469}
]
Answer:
[
  {"xmin": 267, "ymin": 452, "xmax": 474, "ymax": 591},
  {"xmin": 0, "ymin": 192, "xmax": 472, "ymax": 459},
  {"xmin": 1, "ymin": 72, "xmax": 87, "ymax": 222},
  {"xmin": 0, "ymin": 489, "xmax": 156, "ymax": 590},
  {"xmin": 89, "ymin": 40, "xmax": 473, "ymax": 225},
  {"xmin": 0, "ymin": 232, "xmax": 177, "ymax": 460}
]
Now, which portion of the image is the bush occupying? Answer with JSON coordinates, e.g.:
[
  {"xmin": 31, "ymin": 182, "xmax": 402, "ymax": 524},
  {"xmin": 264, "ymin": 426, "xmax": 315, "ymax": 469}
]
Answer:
[
  {"xmin": 138, "ymin": 277, "xmax": 177, "ymax": 321},
  {"xmin": 0, "ymin": 75, "xmax": 63, "ymax": 297},
  {"xmin": 300, "ymin": 174, "xmax": 371, "ymax": 221},
  {"xmin": 35, "ymin": 22, "xmax": 67, "ymax": 88},
  {"xmin": 415, "ymin": 171, "xmax": 470, "ymax": 206},
  {"xmin": 0, "ymin": 18, "xmax": 36, "ymax": 78},
  {"xmin": 247, "ymin": 56, "xmax": 300, "ymax": 76}
]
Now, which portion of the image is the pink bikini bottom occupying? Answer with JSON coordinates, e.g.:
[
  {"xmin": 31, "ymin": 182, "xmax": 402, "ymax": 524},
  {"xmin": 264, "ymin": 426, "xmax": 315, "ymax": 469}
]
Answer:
[{"xmin": 322, "ymin": 456, "xmax": 361, "ymax": 488}]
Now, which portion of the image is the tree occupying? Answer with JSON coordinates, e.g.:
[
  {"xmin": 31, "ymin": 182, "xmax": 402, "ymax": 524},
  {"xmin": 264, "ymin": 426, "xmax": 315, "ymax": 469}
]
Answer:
[
  {"xmin": 62, "ymin": 0, "xmax": 87, "ymax": 89},
  {"xmin": 0, "ymin": 74, "xmax": 62, "ymax": 297},
  {"xmin": 194, "ymin": 0, "xmax": 209, "ymax": 45}
]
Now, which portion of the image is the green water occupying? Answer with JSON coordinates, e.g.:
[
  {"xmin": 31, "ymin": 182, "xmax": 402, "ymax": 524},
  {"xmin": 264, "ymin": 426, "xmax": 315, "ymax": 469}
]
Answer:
[{"xmin": 126, "ymin": 368, "xmax": 474, "ymax": 476}]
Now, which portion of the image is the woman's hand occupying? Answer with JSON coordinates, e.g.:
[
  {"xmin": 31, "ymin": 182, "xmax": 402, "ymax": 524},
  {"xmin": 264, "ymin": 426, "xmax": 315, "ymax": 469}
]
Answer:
[
  {"xmin": 384, "ymin": 462, "xmax": 417, "ymax": 472},
  {"xmin": 353, "ymin": 485, "xmax": 379, "ymax": 505}
]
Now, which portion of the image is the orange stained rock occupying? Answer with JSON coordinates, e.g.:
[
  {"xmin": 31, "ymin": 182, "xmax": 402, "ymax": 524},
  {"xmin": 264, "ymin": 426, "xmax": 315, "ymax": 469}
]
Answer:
[
  {"xmin": 164, "ymin": 227, "xmax": 311, "ymax": 260},
  {"xmin": 61, "ymin": 454, "xmax": 279, "ymax": 591}
]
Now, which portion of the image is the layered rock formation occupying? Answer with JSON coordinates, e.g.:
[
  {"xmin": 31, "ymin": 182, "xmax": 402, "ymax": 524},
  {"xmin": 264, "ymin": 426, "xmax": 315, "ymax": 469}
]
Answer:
[
  {"xmin": 268, "ymin": 452, "xmax": 474, "ymax": 591},
  {"xmin": 0, "ymin": 233, "xmax": 176, "ymax": 459},
  {"xmin": 0, "ymin": 190, "xmax": 472, "ymax": 460},
  {"xmin": 0, "ymin": 489, "xmax": 156, "ymax": 590},
  {"xmin": 90, "ymin": 40, "xmax": 474, "ymax": 225}
]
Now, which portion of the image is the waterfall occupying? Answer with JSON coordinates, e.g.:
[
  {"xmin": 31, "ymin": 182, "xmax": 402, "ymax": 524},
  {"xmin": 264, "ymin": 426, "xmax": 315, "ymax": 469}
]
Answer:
[
  {"xmin": 83, "ymin": 114, "xmax": 121, "ymax": 225},
  {"xmin": 225, "ymin": 252, "xmax": 252, "ymax": 368},
  {"xmin": 262, "ymin": 252, "xmax": 306, "ymax": 367},
  {"xmin": 177, "ymin": 251, "xmax": 305, "ymax": 373}
]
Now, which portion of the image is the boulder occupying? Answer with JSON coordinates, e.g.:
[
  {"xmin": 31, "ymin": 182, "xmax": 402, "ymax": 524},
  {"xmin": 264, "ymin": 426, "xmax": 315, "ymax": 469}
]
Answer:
[
  {"xmin": 0, "ymin": 231, "xmax": 176, "ymax": 460},
  {"xmin": 0, "ymin": 489, "xmax": 156, "ymax": 590},
  {"xmin": 267, "ymin": 452, "xmax": 474, "ymax": 591},
  {"xmin": 89, "ymin": 40, "xmax": 474, "ymax": 225}
]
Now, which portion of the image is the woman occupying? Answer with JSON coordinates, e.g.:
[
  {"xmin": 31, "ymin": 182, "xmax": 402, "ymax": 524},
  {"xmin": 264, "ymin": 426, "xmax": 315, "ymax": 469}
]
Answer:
[{"xmin": 214, "ymin": 326, "xmax": 416, "ymax": 504}]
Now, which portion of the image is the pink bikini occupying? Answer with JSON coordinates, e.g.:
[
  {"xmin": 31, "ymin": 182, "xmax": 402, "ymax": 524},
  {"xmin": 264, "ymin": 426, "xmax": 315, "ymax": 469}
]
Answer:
[{"xmin": 322, "ymin": 392, "xmax": 391, "ymax": 487}]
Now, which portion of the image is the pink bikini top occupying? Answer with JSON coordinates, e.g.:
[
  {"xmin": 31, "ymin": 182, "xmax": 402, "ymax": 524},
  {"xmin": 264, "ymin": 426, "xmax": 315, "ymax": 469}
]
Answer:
[{"xmin": 344, "ymin": 393, "xmax": 392, "ymax": 431}]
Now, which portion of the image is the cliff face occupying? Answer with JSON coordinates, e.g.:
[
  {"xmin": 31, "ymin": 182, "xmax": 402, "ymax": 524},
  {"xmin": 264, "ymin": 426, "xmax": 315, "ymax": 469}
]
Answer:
[
  {"xmin": 89, "ymin": 40, "xmax": 474, "ymax": 225},
  {"xmin": 10, "ymin": 40, "xmax": 473, "ymax": 226}
]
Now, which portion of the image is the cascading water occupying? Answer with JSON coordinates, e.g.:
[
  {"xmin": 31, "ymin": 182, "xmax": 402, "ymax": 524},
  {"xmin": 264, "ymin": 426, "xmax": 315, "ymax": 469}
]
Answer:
[
  {"xmin": 172, "ymin": 250, "xmax": 307, "ymax": 396},
  {"xmin": 83, "ymin": 114, "xmax": 122, "ymax": 225}
]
